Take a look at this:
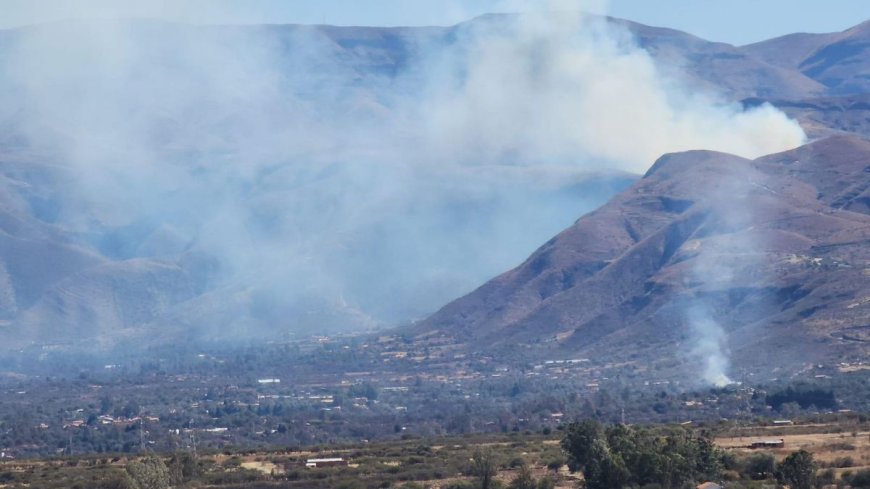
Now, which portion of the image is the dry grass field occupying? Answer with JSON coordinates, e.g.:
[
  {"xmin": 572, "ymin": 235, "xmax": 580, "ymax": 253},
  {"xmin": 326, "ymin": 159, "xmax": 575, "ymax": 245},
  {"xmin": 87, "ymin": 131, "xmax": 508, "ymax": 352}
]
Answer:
[
  {"xmin": 717, "ymin": 423, "xmax": 870, "ymax": 476},
  {"xmin": 2, "ymin": 419, "xmax": 869, "ymax": 488}
]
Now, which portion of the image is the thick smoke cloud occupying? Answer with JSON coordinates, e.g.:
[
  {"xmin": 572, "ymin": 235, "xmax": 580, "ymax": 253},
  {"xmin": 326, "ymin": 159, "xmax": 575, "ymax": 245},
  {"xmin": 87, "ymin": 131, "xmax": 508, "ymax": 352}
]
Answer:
[
  {"xmin": 419, "ymin": 10, "xmax": 805, "ymax": 172},
  {"xmin": 0, "ymin": 4, "xmax": 805, "ymax": 341}
]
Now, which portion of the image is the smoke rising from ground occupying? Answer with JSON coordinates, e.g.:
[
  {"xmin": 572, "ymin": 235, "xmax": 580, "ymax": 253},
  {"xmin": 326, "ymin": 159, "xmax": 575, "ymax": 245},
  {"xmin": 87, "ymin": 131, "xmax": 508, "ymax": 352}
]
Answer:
[
  {"xmin": 687, "ymin": 305, "xmax": 733, "ymax": 387},
  {"xmin": 678, "ymin": 156, "xmax": 777, "ymax": 387},
  {"xmin": 0, "ymin": 5, "xmax": 805, "ymax": 341}
]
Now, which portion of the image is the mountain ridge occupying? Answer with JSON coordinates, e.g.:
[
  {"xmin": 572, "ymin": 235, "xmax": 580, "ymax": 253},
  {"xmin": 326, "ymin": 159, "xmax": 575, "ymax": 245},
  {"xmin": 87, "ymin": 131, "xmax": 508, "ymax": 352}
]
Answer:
[
  {"xmin": 410, "ymin": 135, "xmax": 870, "ymax": 378},
  {"xmin": 0, "ymin": 15, "xmax": 869, "ymax": 353}
]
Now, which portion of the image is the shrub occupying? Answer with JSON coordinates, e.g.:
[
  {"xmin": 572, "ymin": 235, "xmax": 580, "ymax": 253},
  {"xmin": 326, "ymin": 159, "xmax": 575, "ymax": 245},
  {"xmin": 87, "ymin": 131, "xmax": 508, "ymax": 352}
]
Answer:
[
  {"xmin": 847, "ymin": 469, "xmax": 870, "ymax": 488},
  {"xmin": 741, "ymin": 453, "xmax": 774, "ymax": 480}
]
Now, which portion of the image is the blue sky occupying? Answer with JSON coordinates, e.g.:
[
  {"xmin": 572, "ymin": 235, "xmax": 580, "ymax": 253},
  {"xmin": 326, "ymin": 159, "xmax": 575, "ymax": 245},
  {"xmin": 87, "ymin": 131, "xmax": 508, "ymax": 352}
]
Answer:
[{"xmin": 2, "ymin": 0, "xmax": 869, "ymax": 45}]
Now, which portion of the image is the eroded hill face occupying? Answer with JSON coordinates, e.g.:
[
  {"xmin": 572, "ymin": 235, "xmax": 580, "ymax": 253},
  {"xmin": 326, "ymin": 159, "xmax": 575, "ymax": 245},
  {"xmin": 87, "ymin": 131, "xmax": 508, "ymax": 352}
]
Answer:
[{"xmin": 414, "ymin": 136, "xmax": 870, "ymax": 380}]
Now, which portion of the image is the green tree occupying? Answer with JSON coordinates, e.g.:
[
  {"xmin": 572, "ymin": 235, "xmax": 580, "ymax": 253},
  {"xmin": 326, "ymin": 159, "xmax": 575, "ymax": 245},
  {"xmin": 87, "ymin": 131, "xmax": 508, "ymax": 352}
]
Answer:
[
  {"xmin": 584, "ymin": 438, "xmax": 631, "ymax": 489},
  {"xmin": 561, "ymin": 422, "xmax": 721, "ymax": 489},
  {"xmin": 560, "ymin": 420, "xmax": 604, "ymax": 472},
  {"xmin": 167, "ymin": 452, "xmax": 197, "ymax": 485},
  {"xmin": 742, "ymin": 452, "xmax": 775, "ymax": 480},
  {"xmin": 470, "ymin": 449, "xmax": 499, "ymax": 489},
  {"xmin": 847, "ymin": 468, "xmax": 870, "ymax": 488},
  {"xmin": 126, "ymin": 456, "xmax": 170, "ymax": 489},
  {"xmin": 694, "ymin": 435, "xmax": 722, "ymax": 480},
  {"xmin": 775, "ymin": 450, "xmax": 816, "ymax": 489}
]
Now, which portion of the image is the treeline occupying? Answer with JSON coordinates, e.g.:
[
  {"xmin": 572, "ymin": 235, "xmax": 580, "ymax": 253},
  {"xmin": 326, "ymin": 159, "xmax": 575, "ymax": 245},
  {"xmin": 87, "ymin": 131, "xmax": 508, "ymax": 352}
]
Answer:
[
  {"xmin": 560, "ymin": 420, "xmax": 721, "ymax": 489},
  {"xmin": 767, "ymin": 384, "xmax": 837, "ymax": 410},
  {"xmin": 559, "ymin": 420, "xmax": 870, "ymax": 489},
  {"xmin": 3, "ymin": 423, "xmax": 870, "ymax": 489}
]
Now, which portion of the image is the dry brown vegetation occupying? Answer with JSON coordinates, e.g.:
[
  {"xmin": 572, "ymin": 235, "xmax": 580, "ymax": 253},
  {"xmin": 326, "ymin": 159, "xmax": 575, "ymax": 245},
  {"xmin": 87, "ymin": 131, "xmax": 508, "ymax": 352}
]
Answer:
[
  {"xmin": 1, "ymin": 419, "xmax": 869, "ymax": 488},
  {"xmin": 717, "ymin": 423, "xmax": 870, "ymax": 476}
]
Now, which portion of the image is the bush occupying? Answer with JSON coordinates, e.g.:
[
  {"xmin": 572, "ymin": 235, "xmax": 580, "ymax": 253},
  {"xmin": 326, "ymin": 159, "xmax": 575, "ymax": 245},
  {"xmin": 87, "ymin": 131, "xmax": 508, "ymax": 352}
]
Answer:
[
  {"xmin": 847, "ymin": 469, "xmax": 870, "ymax": 488},
  {"xmin": 535, "ymin": 475, "xmax": 555, "ymax": 489},
  {"xmin": 398, "ymin": 484, "xmax": 425, "ymax": 489},
  {"xmin": 126, "ymin": 456, "xmax": 170, "ymax": 489},
  {"xmin": 93, "ymin": 474, "xmax": 137, "ymax": 489},
  {"xmin": 442, "ymin": 482, "xmax": 474, "ymax": 489},
  {"xmin": 775, "ymin": 450, "xmax": 816, "ymax": 489},
  {"xmin": 829, "ymin": 456, "xmax": 854, "ymax": 468},
  {"xmin": 508, "ymin": 458, "xmax": 525, "ymax": 468},
  {"xmin": 741, "ymin": 453, "xmax": 774, "ymax": 480},
  {"xmin": 507, "ymin": 465, "xmax": 535, "ymax": 489},
  {"xmin": 817, "ymin": 468, "xmax": 836, "ymax": 487},
  {"xmin": 825, "ymin": 442, "xmax": 856, "ymax": 451}
]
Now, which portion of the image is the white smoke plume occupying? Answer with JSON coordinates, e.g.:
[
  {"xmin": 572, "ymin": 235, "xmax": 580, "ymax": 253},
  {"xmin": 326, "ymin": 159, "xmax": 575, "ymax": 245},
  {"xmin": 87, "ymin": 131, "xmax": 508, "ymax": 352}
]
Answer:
[
  {"xmin": 0, "ymin": 2, "xmax": 806, "ymax": 340},
  {"xmin": 419, "ymin": 9, "xmax": 805, "ymax": 172},
  {"xmin": 678, "ymin": 154, "xmax": 774, "ymax": 387},
  {"xmin": 688, "ymin": 305, "xmax": 734, "ymax": 387}
]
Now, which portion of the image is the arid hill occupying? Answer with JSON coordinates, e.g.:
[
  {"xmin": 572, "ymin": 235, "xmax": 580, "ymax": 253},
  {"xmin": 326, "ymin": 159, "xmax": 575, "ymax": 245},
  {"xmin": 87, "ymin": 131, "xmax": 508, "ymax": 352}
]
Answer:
[
  {"xmin": 413, "ymin": 136, "xmax": 870, "ymax": 377},
  {"xmin": 1, "ymin": 15, "xmax": 870, "ymax": 351}
]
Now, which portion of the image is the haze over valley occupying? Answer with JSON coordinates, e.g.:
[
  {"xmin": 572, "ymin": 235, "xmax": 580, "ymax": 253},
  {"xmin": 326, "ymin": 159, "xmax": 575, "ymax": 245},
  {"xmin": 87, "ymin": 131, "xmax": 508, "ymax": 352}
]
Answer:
[{"xmin": 0, "ymin": 10, "xmax": 818, "ymax": 351}]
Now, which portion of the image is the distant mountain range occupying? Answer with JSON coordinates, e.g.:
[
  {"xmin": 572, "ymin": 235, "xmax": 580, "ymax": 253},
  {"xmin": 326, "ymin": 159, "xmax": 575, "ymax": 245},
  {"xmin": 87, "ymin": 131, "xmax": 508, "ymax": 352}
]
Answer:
[{"xmin": 0, "ymin": 14, "xmax": 869, "ymax": 359}]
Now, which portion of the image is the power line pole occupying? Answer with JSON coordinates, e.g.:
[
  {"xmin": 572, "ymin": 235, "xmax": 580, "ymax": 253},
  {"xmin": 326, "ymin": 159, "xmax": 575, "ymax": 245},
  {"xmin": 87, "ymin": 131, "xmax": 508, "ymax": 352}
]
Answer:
[
  {"xmin": 139, "ymin": 409, "xmax": 146, "ymax": 453},
  {"xmin": 190, "ymin": 419, "xmax": 197, "ymax": 458}
]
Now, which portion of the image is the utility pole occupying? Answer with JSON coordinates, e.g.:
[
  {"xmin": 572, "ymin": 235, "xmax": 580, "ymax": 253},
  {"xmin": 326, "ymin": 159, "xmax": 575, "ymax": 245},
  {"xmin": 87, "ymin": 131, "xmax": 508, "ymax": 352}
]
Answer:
[
  {"xmin": 139, "ymin": 409, "xmax": 145, "ymax": 453},
  {"xmin": 190, "ymin": 419, "xmax": 197, "ymax": 458}
]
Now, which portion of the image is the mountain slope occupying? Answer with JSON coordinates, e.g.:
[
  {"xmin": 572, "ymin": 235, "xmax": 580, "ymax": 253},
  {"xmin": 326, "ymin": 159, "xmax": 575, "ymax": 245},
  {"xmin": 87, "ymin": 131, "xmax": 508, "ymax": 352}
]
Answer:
[
  {"xmin": 614, "ymin": 18, "xmax": 826, "ymax": 99},
  {"xmin": 1, "ymin": 16, "xmax": 870, "ymax": 350},
  {"xmin": 743, "ymin": 20, "xmax": 870, "ymax": 95},
  {"xmin": 412, "ymin": 136, "xmax": 870, "ymax": 377}
]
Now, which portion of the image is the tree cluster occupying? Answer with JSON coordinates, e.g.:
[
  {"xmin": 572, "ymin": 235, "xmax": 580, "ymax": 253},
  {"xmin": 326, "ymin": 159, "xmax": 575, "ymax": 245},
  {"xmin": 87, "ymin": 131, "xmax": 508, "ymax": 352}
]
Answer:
[
  {"xmin": 767, "ymin": 385, "xmax": 836, "ymax": 411},
  {"xmin": 774, "ymin": 450, "xmax": 817, "ymax": 489},
  {"xmin": 560, "ymin": 420, "xmax": 722, "ymax": 489}
]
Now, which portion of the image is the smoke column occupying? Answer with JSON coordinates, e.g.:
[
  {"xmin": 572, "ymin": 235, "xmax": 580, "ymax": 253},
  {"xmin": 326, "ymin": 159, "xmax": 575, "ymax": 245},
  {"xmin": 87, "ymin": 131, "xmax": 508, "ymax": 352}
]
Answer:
[
  {"xmin": 688, "ymin": 305, "xmax": 733, "ymax": 387},
  {"xmin": 677, "ymin": 152, "xmax": 780, "ymax": 387}
]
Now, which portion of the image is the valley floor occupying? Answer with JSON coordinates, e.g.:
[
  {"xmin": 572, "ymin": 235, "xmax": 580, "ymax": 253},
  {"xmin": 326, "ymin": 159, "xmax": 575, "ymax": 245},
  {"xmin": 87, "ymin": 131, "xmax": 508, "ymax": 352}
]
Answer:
[{"xmin": 0, "ymin": 419, "xmax": 869, "ymax": 488}]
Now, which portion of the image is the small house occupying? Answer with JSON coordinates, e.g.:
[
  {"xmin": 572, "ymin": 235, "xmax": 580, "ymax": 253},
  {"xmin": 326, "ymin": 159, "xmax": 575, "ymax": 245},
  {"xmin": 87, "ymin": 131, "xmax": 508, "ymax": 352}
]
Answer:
[
  {"xmin": 750, "ymin": 439, "xmax": 784, "ymax": 449},
  {"xmin": 305, "ymin": 457, "xmax": 347, "ymax": 468}
]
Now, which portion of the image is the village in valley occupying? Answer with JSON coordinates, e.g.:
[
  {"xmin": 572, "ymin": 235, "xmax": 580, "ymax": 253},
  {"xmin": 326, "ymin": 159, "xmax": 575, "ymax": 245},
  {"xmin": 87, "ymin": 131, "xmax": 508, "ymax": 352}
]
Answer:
[
  {"xmin": 0, "ymin": 332, "xmax": 867, "ymax": 488},
  {"xmin": 0, "ymin": 331, "xmax": 866, "ymax": 458}
]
